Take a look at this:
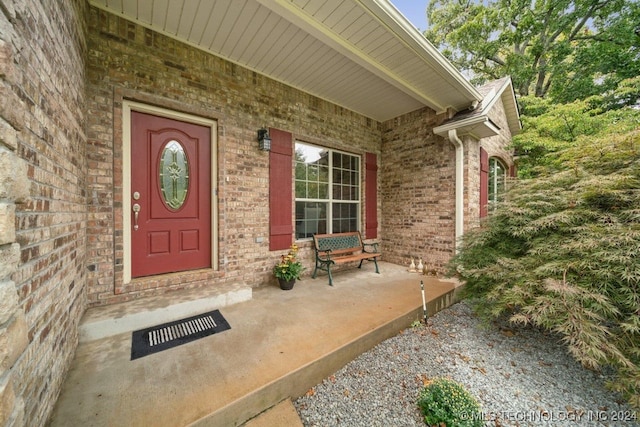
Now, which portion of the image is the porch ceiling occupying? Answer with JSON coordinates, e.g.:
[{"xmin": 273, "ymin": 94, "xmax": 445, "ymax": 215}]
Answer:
[{"xmin": 88, "ymin": 0, "xmax": 482, "ymax": 122}]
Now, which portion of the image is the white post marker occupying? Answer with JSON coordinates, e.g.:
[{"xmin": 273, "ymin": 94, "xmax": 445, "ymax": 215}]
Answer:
[{"xmin": 420, "ymin": 280, "xmax": 427, "ymax": 322}]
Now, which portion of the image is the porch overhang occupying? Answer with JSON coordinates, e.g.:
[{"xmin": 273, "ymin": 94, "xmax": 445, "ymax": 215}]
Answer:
[{"xmin": 88, "ymin": 0, "xmax": 482, "ymax": 121}]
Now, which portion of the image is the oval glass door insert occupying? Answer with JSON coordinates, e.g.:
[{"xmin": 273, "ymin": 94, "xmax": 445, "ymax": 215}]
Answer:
[{"xmin": 159, "ymin": 140, "xmax": 189, "ymax": 210}]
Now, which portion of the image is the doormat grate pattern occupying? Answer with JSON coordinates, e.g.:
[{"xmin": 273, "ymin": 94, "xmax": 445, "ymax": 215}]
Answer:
[{"xmin": 131, "ymin": 309, "xmax": 230, "ymax": 360}]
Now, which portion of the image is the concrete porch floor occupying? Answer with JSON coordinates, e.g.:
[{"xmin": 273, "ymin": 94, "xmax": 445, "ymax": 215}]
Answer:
[{"xmin": 48, "ymin": 262, "xmax": 460, "ymax": 427}]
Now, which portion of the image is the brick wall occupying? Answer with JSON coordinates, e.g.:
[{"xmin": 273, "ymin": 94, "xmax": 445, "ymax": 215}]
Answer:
[
  {"xmin": 0, "ymin": 0, "xmax": 88, "ymax": 425},
  {"xmin": 471, "ymin": 96, "xmax": 515, "ymax": 226},
  {"xmin": 379, "ymin": 97, "xmax": 515, "ymax": 273},
  {"xmin": 85, "ymin": 7, "xmax": 382, "ymax": 305},
  {"xmin": 0, "ymin": 79, "xmax": 29, "ymax": 426},
  {"xmin": 379, "ymin": 108, "xmax": 457, "ymax": 272},
  {"xmin": 481, "ymin": 96, "xmax": 514, "ymax": 162},
  {"xmin": 463, "ymin": 136, "xmax": 482, "ymax": 230}
]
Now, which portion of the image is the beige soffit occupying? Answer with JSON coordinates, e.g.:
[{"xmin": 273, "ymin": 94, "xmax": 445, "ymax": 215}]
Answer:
[{"xmin": 88, "ymin": 0, "xmax": 482, "ymax": 121}]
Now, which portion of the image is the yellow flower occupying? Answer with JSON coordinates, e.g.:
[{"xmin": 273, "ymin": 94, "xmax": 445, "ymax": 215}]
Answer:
[{"xmin": 274, "ymin": 244, "xmax": 305, "ymax": 281}]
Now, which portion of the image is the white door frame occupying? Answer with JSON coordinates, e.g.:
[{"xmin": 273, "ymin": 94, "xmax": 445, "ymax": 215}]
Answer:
[{"xmin": 122, "ymin": 101, "xmax": 218, "ymax": 284}]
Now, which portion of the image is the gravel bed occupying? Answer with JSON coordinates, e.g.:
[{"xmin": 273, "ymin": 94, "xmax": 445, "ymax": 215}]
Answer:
[{"xmin": 294, "ymin": 301, "xmax": 639, "ymax": 427}]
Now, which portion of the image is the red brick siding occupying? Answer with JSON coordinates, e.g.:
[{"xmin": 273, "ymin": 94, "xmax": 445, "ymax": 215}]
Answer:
[
  {"xmin": 85, "ymin": 7, "xmax": 382, "ymax": 304},
  {"xmin": 380, "ymin": 108, "xmax": 456, "ymax": 272}
]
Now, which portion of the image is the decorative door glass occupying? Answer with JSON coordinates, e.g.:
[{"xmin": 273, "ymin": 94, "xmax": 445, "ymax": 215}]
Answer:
[{"xmin": 159, "ymin": 140, "xmax": 189, "ymax": 210}]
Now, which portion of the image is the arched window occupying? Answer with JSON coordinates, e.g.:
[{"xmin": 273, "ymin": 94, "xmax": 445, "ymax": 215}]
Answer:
[
  {"xmin": 488, "ymin": 157, "xmax": 507, "ymax": 205},
  {"xmin": 480, "ymin": 148, "xmax": 509, "ymax": 218}
]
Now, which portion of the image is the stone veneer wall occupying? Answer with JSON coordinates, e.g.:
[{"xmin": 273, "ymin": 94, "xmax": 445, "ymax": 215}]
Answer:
[
  {"xmin": 379, "ymin": 108, "xmax": 456, "ymax": 272},
  {"xmin": 0, "ymin": 0, "xmax": 88, "ymax": 426},
  {"xmin": 85, "ymin": 7, "xmax": 382, "ymax": 305}
]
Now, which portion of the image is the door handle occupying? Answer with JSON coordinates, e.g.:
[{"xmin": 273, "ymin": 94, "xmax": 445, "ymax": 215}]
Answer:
[{"xmin": 132, "ymin": 203, "xmax": 141, "ymax": 230}]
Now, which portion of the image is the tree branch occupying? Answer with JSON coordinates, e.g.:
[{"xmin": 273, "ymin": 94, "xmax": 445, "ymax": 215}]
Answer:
[{"xmin": 568, "ymin": 0, "xmax": 614, "ymax": 40}]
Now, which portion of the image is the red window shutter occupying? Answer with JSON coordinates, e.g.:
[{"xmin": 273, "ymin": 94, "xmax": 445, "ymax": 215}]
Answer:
[
  {"xmin": 508, "ymin": 163, "xmax": 516, "ymax": 178},
  {"xmin": 365, "ymin": 152, "xmax": 378, "ymax": 239},
  {"xmin": 269, "ymin": 128, "xmax": 293, "ymax": 251},
  {"xmin": 479, "ymin": 147, "xmax": 489, "ymax": 218}
]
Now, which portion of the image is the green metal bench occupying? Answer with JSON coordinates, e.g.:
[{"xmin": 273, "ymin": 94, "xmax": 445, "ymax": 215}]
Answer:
[{"xmin": 312, "ymin": 231, "xmax": 380, "ymax": 286}]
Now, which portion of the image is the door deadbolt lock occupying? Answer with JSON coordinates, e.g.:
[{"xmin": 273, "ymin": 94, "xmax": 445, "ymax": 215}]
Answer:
[{"xmin": 133, "ymin": 191, "xmax": 141, "ymax": 200}]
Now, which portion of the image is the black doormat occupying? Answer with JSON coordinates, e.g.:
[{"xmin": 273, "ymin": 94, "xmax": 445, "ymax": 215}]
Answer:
[{"xmin": 131, "ymin": 309, "xmax": 230, "ymax": 360}]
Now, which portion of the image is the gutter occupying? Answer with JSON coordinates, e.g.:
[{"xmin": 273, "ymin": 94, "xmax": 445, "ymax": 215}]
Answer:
[
  {"xmin": 433, "ymin": 116, "xmax": 500, "ymax": 137},
  {"xmin": 448, "ymin": 129, "xmax": 464, "ymax": 253}
]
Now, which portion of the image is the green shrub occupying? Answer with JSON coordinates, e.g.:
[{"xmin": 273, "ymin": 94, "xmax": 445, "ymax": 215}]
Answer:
[
  {"xmin": 417, "ymin": 377, "xmax": 483, "ymax": 427},
  {"xmin": 450, "ymin": 105, "xmax": 640, "ymax": 409}
]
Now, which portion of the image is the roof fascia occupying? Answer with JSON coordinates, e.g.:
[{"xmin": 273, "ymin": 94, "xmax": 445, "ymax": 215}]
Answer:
[
  {"xmin": 480, "ymin": 83, "xmax": 506, "ymax": 114},
  {"xmin": 482, "ymin": 78, "xmax": 522, "ymax": 135},
  {"xmin": 502, "ymin": 82, "xmax": 523, "ymax": 135}
]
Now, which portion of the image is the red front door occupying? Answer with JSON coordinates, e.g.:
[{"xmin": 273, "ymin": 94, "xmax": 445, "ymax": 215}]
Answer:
[{"xmin": 131, "ymin": 111, "xmax": 211, "ymax": 277}]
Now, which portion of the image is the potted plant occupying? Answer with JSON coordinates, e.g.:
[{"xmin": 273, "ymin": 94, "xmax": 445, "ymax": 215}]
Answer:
[{"xmin": 273, "ymin": 243, "xmax": 304, "ymax": 290}]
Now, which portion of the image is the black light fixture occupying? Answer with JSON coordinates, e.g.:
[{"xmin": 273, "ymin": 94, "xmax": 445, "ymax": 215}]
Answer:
[{"xmin": 257, "ymin": 127, "xmax": 271, "ymax": 151}]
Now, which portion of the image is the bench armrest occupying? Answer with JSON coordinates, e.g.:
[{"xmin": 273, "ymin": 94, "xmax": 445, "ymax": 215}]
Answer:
[
  {"xmin": 363, "ymin": 241, "xmax": 379, "ymax": 253},
  {"xmin": 316, "ymin": 248, "xmax": 333, "ymax": 261}
]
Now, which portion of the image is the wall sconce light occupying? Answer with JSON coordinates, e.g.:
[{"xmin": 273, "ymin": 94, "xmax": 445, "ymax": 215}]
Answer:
[{"xmin": 258, "ymin": 127, "xmax": 271, "ymax": 151}]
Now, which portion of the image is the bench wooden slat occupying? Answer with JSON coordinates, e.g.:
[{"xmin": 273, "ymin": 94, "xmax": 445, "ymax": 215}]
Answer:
[
  {"xmin": 332, "ymin": 253, "xmax": 374, "ymax": 264},
  {"xmin": 312, "ymin": 231, "xmax": 380, "ymax": 286}
]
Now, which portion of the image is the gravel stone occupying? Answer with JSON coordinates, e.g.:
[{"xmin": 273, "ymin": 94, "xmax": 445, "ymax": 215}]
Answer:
[{"xmin": 294, "ymin": 301, "xmax": 639, "ymax": 427}]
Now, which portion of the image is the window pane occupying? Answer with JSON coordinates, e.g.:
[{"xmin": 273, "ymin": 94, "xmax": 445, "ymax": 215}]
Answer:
[
  {"xmin": 332, "ymin": 152, "xmax": 359, "ymax": 201},
  {"xmin": 333, "ymin": 184, "xmax": 341, "ymax": 200},
  {"xmin": 295, "ymin": 142, "xmax": 330, "ymax": 203},
  {"xmin": 319, "ymin": 165, "xmax": 329, "ymax": 183},
  {"xmin": 295, "ymin": 180, "xmax": 306, "ymax": 198},
  {"xmin": 295, "ymin": 202, "xmax": 327, "ymax": 239},
  {"xmin": 309, "ymin": 182, "xmax": 319, "ymax": 199},
  {"xmin": 333, "ymin": 152, "xmax": 341, "ymax": 168},
  {"xmin": 318, "ymin": 182, "xmax": 329, "ymax": 199},
  {"xmin": 295, "ymin": 162, "xmax": 306, "ymax": 180},
  {"xmin": 296, "ymin": 143, "xmax": 325, "ymax": 164},
  {"xmin": 295, "ymin": 142, "xmax": 360, "ymax": 236},
  {"xmin": 351, "ymin": 185, "xmax": 359, "ymax": 201},
  {"xmin": 309, "ymin": 163, "xmax": 318, "ymax": 178},
  {"xmin": 489, "ymin": 158, "xmax": 507, "ymax": 206},
  {"xmin": 332, "ymin": 203, "xmax": 358, "ymax": 233}
]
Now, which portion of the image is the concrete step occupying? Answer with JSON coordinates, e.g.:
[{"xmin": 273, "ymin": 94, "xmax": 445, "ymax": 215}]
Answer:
[{"xmin": 79, "ymin": 283, "xmax": 252, "ymax": 342}]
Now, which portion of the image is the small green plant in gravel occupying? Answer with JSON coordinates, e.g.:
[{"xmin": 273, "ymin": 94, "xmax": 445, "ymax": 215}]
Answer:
[
  {"xmin": 410, "ymin": 319, "xmax": 423, "ymax": 328},
  {"xmin": 417, "ymin": 377, "xmax": 483, "ymax": 427}
]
